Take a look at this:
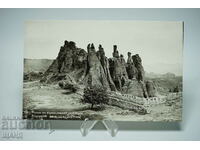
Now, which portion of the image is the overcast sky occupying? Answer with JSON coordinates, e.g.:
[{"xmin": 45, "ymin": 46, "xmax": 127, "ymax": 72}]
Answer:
[{"xmin": 25, "ymin": 20, "xmax": 183, "ymax": 75}]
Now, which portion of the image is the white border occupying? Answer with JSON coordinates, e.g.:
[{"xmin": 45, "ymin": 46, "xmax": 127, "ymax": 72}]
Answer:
[
  {"xmin": 0, "ymin": 0, "xmax": 199, "ymax": 8},
  {"xmin": 0, "ymin": 141, "xmax": 200, "ymax": 150}
]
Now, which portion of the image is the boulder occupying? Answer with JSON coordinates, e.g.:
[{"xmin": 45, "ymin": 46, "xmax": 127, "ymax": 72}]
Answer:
[
  {"xmin": 145, "ymin": 80, "xmax": 157, "ymax": 97},
  {"xmin": 58, "ymin": 80, "xmax": 79, "ymax": 93}
]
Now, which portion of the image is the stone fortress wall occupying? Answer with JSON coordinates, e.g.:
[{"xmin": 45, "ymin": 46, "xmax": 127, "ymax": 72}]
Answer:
[{"xmin": 107, "ymin": 92, "xmax": 182, "ymax": 113}]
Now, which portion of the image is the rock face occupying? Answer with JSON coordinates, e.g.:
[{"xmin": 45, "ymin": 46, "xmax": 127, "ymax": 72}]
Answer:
[
  {"xmin": 126, "ymin": 52, "xmax": 137, "ymax": 79},
  {"xmin": 85, "ymin": 44, "xmax": 111, "ymax": 90},
  {"xmin": 132, "ymin": 54, "xmax": 145, "ymax": 81},
  {"xmin": 145, "ymin": 80, "xmax": 157, "ymax": 97},
  {"xmin": 109, "ymin": 45, "xmax": 128, "ymax": 91},
  {"xmin": 122, "ymin": 79, "xmax": 148, "ymax": 98},
  {"xmin": 42, "ymin": 41, "xmax": 87, "ymax": 83},
  {"xmin": 96, "ymin": 45, "xmax": 116, "ymax": 91},
  {"xmin": 42, "ymin": 40, "xmax": 157, "ymax": 97}
]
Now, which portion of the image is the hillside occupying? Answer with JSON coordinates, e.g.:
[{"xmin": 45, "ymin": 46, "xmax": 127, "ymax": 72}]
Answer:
[{"xmin": 24, "ymin": 58, "xmax": 53, "ymax": 73}]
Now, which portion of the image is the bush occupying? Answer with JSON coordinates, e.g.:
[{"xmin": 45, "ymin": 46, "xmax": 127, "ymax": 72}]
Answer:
[
  {"xmin": 82, "ymin": 85, "xmax": 109, "ymax": 110},
  {"xmin": 173, "ymin": 86, "xmax": 179, "ymax": 93}
]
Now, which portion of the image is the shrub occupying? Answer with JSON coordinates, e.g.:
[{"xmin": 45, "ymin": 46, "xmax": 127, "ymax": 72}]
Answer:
[
  {"xmin": 82, "ymin": 85, "xmax": 109, "ymax": 110},
  {"xmin": 173, "ymin": 86, "xmax": 179, "ymax": 93}
]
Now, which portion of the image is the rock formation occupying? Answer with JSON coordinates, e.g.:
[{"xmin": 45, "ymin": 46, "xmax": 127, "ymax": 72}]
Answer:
[
  {"xmin": 112, "ymin": 45, "xmax": 119, "ymax": 58},
  {"xmin": 96, "ymin": 45, "xmax": 116, "ymax": 91},
  {"xmin": 84, "ymin": 43, "xmax": 111, "ymax": 90},
  {"xmin": 42, "ymin": 40, "xmax": 87, "ymax": 83},
  {"xmin": 42, "ymin": 40, "xmax": 157, "ymax": 97},
  {"xmin": 122, "ymin": 80, "xmax": 146, "ymax": 97},
  {"xmin": 145, "ymin": 80, "xmax": 157, "ymax": 97},
  {"xmin": 126, "ymin": 52, "xmax": 138, "ymax": 79},
  {"xmin": 132, "ymin": 54, "xmax": 145, "ymax": 81},
  {"xmin": 108, "ymin": 45, "xmax": 128, "ymax": 91}
]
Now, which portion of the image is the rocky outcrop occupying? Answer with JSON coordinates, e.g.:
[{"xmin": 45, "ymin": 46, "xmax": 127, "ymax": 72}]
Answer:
[
  {"xmin": 112, "ymin": 45, "xmax": 119, "ymax": 58},
  {"xmin": 122, "ymin": 52, "xmax": 149, "ymax": 97},
  {"xmin": 42, "ymin": 40, "xmax": 157, "ymax": 98},
  {"xmin": 126, "ymin": 52, "xmax": 138, "ymax": 79},
  {"xmin": 108, "ymin": 45, "xmax": 128, "ymax": 91},
  {"xmin": 122, "ymin": 79, "xmax": 148, "ymax": 98},
  {"xmin": 58, "ymin": 80, "xmax": 79, "ymax": 93},
  {"xmin": 96, "ymin": 45, "xmax": 116, "ymax": 91},
  {"xmin": 42, "ymin": 41, "xmax": 87, "ymax": 83},
  {"xmin": 132, "ymin": 54, "xmax": 145, "ymax": 81},
  {"xmin": 47, "ymin": 41, "xmax": 77, "ymax": 73},
  {"xmin": 84, "ymin": 43, "xmax": 111, "ymax": 90},
  {"xmin": 145, "ymin": 80, "xmax": 157, "ymax": 97}
]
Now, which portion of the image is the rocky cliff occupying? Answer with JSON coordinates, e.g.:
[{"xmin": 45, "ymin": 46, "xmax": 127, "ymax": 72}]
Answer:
[
  {"xmin": 41, "ymin": 41, "xmax": 87, "ymax": 83},
  {"xmin": 42, "ymin": 40, "xmax": 157, "ymax": 97},
  {"xmin": 109, "ymin": 45, "xmax": 128, "ymax": 91},
  {"xmin": 84, "ymin": 43, "xmax": 112, "ymax": 90}
]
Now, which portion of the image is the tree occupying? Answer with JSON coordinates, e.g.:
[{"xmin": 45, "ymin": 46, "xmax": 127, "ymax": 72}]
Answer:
[{"xmin": 82, "ymin": 85, "xmax": 109, "ymax": 110}]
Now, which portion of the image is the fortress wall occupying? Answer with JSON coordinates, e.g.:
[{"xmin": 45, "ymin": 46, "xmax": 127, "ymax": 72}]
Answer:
[
  {"xmin": 108, "ymin": 97, "xmax": 146, "ymax": 113},
  {"xmin": 108, "ymin": 92, "xmax": 182, "ymax": 108}
]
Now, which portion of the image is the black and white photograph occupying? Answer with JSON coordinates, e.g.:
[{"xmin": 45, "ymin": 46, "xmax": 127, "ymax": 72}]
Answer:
[{"xmin": 23, "ymin": 20, "xmax": 183, "ymax": 121}]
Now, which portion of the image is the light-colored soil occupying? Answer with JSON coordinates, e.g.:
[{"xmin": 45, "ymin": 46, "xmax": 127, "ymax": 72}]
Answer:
[{"xmin": 23, "ymin": 81, "xmax": 182, "ymax": 121}]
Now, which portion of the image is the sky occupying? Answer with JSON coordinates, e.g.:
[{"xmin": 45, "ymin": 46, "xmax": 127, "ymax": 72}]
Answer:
[{"xmin": 24, "ymin": 20, "xmax": 183, "ymax": 75}]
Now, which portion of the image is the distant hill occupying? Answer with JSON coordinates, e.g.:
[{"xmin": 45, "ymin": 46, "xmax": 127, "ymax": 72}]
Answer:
[
  {"xmin": 24, "ymin": 58, "xmax": 54, "ymax": 73},
  {"xmin": 145, "ymin": 72, "xmax": 182, "ymax": 95},
  {"xmin": 144, "ymin": 63, "xmax": 182, "ymax": 76},
  {"xmin": 145, "ymin": 72, "xmax": 178, "ymax": 79}
]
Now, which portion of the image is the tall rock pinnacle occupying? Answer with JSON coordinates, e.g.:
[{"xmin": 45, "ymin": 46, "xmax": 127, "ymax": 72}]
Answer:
[
  {"xmin": 132, "ymin": 54, "xmax": 145, "ymax": 81},
  {"xmin": 85, "ymin": 43, "xmax": 111, "ymax": 90},
  {"xmin": 109, "ymin": 45, "xmax": 128, "ymax": 91},
  {"xmin": 126, "ymin": 52, "xmax": 137, "ymax": 80}
]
